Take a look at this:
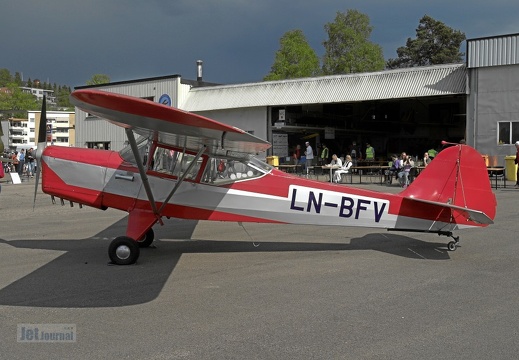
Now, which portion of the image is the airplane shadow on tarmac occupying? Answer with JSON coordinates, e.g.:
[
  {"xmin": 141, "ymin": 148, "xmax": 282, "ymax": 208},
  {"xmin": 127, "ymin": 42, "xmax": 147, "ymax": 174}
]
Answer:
[{"xmin": 0, "ymin": 217, "xmax": 450, "ymax": 308}]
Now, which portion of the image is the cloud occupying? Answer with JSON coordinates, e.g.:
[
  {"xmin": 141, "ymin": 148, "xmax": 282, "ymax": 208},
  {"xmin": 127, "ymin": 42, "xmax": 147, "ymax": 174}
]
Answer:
[{"xmin": 1, "ymin": 1, "xmax": 519, "ymax": 87}]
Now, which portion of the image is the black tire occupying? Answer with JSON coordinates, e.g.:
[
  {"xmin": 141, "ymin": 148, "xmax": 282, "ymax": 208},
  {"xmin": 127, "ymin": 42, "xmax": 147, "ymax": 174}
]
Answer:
[
  {"xmin": 447, "ymin": 241, "xmax": 457, "ymax": 251},
  {"xmin": 108, "ymin": 236, "xmax": 140, "ymax": 265},
  {"xmin": 137, "ymin": 228, "xmax": 155, "ymax": 248}
]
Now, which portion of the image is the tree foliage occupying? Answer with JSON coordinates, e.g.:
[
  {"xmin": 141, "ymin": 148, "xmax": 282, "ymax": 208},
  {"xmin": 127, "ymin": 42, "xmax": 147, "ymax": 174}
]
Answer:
[
  {"xmin": 322, "ymin": 9, "xmax": 385, "ymax": 75},
  {"xmin": 0, "ymin": 69, "xmax": 73, "ymax": 114},
  {"xmin": 0, "ymin": 83, "xmax": 41, "ymax": 117},
  {"xmin": 55, "ymin": 85, "xmax": 73, "ymax": 109},
  {"xmin": 386, "ymin": 15, "xmax": 466, "ymax": 69},
  {"xmin": 0, "ymin": 68, "xmax": 13, "ymax": 87},
  {"xmin": 264, "ymin": 30, "xmax": 321, "ymax": 81},
  {"xmin": 86, "ymin": 74, "xmax": 110, "ymax": 85}
]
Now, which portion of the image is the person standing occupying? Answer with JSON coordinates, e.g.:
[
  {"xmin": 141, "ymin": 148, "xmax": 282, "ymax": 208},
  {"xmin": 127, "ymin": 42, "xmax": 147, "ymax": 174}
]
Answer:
[
  {"xmin": 350, "ymin": 142, "xmax": 361, "ymax": 172},
  {"xmin": 292, "ymin": 144, "xmax": 301, "ymax": 165},
  {"xmin": 423, "ymin": 152, "xmax": 431, "ymax": 167},
  {"xmin": 515, "ymin": 141, "xmax": 519, "ymax": 188},
  {"xmin": 17, "ymin": 149, "xmax": 25, "ymax": 176},
  {"xmin": 26, "ymin": 148, "xmax": 35, "ymax": 178},
  {"xmin": 365, "ymin": 143, "xmax": 375, "ymax": 163},
  {"xmin": 427, "ymin": 147, "xmax": 438, "ymax": 160},
  {"xmin": 320, "ymin": 144, "xmax": 329, "ymax": 165},
  {"xmin": 304, "ymin": 141, "xmax": 314, "ymax": 175}
]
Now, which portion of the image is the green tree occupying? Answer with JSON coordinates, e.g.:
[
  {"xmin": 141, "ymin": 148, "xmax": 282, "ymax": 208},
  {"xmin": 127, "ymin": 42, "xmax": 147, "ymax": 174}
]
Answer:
[
  {"xmin": 14, "ymin": 72, "xmax": 23, "ymax": 86},
  {"xmin": 386, "ymin": 15, "xmax": 466, "ymax": 69},
  {"xmin": 86, "ymin": 74, "xmax": 110, "ymax": 85},
  {"xmin": 322, "ymin": 9, "xmax": 385, "ymax": 75},
  {"xmin": 56, "ymin": 86, "xmax": 73, "ymax": 109},
  {"xmin": 0, "ymin": 68, "xmax": 13, "ymax": 87},
  {"xmin": 264, "ymin": 29, "xmax": 321, "ymax": 81},
  {"xmin": 0, "ymin": 83, "xmax": 40, "ymax": 118}
]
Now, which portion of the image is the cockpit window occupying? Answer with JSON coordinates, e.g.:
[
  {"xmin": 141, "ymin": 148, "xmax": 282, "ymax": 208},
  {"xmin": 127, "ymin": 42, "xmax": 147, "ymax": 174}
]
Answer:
[
  {"xmin": 119, "ymin": 134, "xmax": 150, "ymax": 165},
  {"xmin": 120, "ymin": 137, "xmax": 272, "ymax": 185},
  {"xmin": 151, "ymin": 146, "xmax": 202, "ymax": 180},
  {"xmin": 201, "ymin": 156, "xmax": 270, "ymax": 185}
]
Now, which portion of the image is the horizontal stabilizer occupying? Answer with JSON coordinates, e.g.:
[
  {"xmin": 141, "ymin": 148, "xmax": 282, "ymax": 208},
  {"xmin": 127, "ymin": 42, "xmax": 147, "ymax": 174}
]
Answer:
[{"xmin": 404, "ymin": 197, "xmax": 494, "ymax": 225}]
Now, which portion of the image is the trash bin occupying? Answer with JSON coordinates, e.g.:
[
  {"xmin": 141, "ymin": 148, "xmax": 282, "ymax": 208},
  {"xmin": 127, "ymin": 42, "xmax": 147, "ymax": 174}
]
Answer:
[
  {"xmin": 266, "ymin": 156, "xmax": 279, "ymax": 167},
  {"xmin": 481, "ymin": 155, "xmax": 489, "ymax": 167},
  {"xmin": 504, "ymin": 155, "xmax": 517, "ymax": 182}
]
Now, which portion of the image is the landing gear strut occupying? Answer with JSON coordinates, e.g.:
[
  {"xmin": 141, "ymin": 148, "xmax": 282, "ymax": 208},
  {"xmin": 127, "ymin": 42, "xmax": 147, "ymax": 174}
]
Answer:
[
  {"xmin": 439, "ymin": 231, "xmax": 460, "ymax": 251},
  {"xmin": 447, "ymin": 236, "xmax": 460, "ymax": 251}
]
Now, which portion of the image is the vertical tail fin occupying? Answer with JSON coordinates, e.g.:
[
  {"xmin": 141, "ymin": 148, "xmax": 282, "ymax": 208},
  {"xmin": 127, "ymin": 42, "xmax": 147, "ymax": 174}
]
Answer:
[{"xmin": 402, "ymin": 144, "xmax": 497, "ymax": 224}]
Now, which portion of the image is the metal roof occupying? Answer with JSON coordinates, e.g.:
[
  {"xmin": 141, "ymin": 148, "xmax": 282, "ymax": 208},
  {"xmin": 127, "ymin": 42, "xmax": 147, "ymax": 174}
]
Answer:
[{"xmin": 181, "ymin": 64, "xmax": 466, "ymax": 112}]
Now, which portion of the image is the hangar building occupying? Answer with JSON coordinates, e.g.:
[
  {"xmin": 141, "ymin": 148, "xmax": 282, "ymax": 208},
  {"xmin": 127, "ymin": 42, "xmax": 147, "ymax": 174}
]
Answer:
[{"xmin": 74, "ymin": 33, "xmax": 519, "ymax": 166}]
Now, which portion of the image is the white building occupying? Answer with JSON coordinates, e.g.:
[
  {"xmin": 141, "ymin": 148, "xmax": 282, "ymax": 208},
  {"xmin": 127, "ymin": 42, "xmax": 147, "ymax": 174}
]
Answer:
[
  {"xmin": 8, "ymin": 110, "xmax": 75, "ymax": 150},
  {"xmin": 20, "ymin": 87, "xmax": 57, "ymax": 106}
]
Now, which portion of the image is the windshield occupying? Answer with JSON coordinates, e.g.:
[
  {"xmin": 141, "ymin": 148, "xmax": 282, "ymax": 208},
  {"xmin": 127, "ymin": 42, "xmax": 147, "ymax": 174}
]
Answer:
[
  {"xmin": 119, "ymin": 134, "xmax": 150, "ymax": 165},
  {"xmin": 120, "ymin": 137, "xmax": 273, "ymax": 185},
  {"xmin": 151, "ymin": 146, "xmax": 202, "ymax": 180},
  {"xmin": 201, "ymin": 155, "xmax": 272, "ymax": 185}
]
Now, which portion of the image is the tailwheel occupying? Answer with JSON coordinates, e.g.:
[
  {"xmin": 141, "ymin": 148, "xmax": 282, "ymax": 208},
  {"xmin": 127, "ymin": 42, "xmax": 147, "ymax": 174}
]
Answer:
[
  {"xmin": 108, "ymin": 236, "xmax": 140, "ymax": 265},
  {"xmin": 447, "ymin": 236, "xmax": 460, "ymax": 251},
  {"xmin": 137, "ymin": 228, "xmax": 155, "ymax": 248}
]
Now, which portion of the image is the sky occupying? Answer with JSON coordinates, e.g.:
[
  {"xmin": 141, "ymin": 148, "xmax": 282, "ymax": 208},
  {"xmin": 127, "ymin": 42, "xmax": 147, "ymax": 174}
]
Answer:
[{"xmin": 2, "ymin": 0, "xmax": 519, "ymax": 88}]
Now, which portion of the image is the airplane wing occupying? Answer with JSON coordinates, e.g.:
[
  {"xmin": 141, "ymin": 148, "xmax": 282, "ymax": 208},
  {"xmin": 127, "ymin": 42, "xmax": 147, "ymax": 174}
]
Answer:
[
  {"xmin": 404, "ymin": 197, "xmax": 494, "ymax": 225},
  {"xmin": 70, "ymin": 89, "xmax": 271, "ymax": 156}
]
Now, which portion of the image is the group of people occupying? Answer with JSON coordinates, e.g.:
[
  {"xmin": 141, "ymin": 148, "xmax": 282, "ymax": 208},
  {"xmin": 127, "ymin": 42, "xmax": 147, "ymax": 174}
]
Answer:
[
  {"xmin": 290, "ymin": 141, "xmax": 372, "ymax": 180},
  {"xmin": 292, "ymin": 141, "xmax": 372, "ymax": 171},
  {"xmin": 291, "ymin": 140, "xmax": 442, "ymax": 186},
  {"xmin": 325, "ymin": 154, "xmax": 353, "ymax": 183},
  {"xmin": 387, "ymin": 151, "xmax": 434, "ymax": 188},
  {"xmin": 1, "ymin": 148, "xmax": 36, "ymax": 178}
]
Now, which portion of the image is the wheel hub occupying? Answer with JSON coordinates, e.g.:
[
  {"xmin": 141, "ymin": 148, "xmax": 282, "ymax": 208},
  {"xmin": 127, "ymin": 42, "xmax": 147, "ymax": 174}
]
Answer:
[{"xmin": 115, "ymin": 245, "xmax": 131, "ymax": 260}]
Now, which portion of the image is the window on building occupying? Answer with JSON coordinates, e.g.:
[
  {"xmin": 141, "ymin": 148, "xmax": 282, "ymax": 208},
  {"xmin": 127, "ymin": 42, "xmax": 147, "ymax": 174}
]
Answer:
[{"xmin": 498, "ymin": 121, "xmax": 519, "ymax": 145}]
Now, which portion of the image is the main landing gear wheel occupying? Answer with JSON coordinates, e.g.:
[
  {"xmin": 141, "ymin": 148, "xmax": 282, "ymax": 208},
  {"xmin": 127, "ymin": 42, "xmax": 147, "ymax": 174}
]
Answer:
[
  {"xmin": 108, "ymin": 236, "xmax": 140, "ymax": 265},
  {"xmin": 137, "ymin": 228, "xmax": 155, "ymax": 248}
]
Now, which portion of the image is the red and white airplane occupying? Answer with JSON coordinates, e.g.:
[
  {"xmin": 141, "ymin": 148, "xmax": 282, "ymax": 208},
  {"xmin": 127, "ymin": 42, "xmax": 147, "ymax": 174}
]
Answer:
[{"xmin": 34, "ymin": 89, "xmax": 497, "ymax": 265}]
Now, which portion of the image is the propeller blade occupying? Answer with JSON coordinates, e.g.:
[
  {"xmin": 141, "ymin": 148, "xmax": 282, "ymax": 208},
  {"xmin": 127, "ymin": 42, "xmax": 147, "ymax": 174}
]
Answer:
[{"xmin": 33, "ymin": 95, "xmax": 48, "ymax": 209}]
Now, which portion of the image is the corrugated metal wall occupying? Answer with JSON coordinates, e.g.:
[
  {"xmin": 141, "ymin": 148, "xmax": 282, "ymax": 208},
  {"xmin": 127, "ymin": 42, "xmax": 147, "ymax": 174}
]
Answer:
[
  {"xmin": 467, "ymin": 34, "xmax": 519, "ymax": 68},
  {"xmin": 467, "ymin": 64, "xmax": 519, "ymax": 165},
  {"xmin": 75, "ymin": 78, "xmax": 182, "ymax": 151}
]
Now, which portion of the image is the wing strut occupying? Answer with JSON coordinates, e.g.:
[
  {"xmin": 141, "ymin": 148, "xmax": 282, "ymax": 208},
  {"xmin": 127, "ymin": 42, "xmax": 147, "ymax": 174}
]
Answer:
[
  {"xmin": 157, "ymin": 145, "xmax": 206, "ymax": 214},
  {"xmin": 125, "ymin": 128, "xmax": 161, "ymax": 222}
]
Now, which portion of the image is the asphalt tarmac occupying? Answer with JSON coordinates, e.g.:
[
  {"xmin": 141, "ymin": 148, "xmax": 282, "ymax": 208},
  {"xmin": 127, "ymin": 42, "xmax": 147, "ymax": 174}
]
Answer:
[{"xmin": 0, "ymin": 180, "xmax": 518, "ymax": 359}]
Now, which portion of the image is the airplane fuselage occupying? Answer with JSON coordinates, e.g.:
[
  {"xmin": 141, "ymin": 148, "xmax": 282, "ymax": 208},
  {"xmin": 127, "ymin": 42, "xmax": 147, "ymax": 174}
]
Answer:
[{"xmin": 41, "ymin": 146, "xmax": 468, "ymax": 236}]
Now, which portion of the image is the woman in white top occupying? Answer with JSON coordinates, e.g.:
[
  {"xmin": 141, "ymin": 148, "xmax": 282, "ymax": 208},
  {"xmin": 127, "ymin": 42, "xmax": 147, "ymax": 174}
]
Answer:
[{"xmin": 334, "ymin": 155, "xmax": 353, "ymax": 183}]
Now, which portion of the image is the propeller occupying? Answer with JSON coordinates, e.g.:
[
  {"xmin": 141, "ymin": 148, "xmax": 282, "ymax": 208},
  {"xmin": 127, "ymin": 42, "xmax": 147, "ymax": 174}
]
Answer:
[{"xmin": 33, "ymin": 95, "xmax": 48, "ymax": 209}]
